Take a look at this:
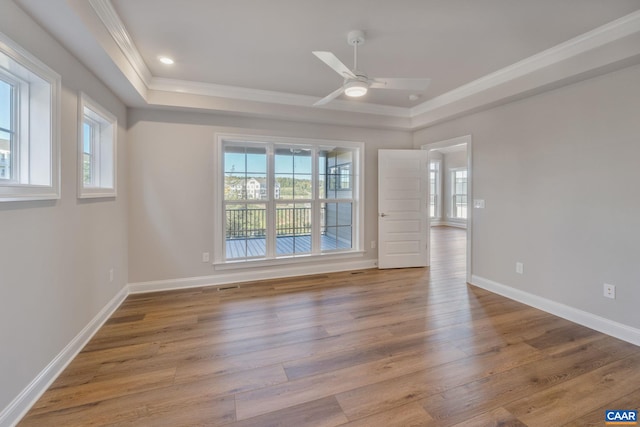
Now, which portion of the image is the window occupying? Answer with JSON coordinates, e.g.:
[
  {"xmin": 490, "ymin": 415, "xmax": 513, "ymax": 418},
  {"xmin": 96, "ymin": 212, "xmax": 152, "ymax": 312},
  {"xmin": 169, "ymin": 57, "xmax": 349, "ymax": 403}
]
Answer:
[
  {"xmin": 0, "ymin": 33, "xmax": 60, "ymax": 201},
  {"xmin": 429, "ymin": 160, "xmax": 441, "ymax": 219},
  {"xmin": 78, "ymin": 93, "xmax": 117, "ymax": 198},
  {"xmin": 451, "ymin": 168, "xmax": 468, "ymax": 219},
  {"xmin": 216, "ymin": 135, "xmax": 362, "ymax": 264}
]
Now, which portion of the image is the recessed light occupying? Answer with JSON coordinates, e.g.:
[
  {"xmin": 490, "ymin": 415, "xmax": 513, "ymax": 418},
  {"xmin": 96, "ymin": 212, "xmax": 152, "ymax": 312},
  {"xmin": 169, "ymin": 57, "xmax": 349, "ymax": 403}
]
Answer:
[
  {"xmin": 408, "ymin": 94, "xmax": 421, "ymax": 101},
  {"xmin": 158, "ymin": 56, "xmax": 174, "ymax": 65}
]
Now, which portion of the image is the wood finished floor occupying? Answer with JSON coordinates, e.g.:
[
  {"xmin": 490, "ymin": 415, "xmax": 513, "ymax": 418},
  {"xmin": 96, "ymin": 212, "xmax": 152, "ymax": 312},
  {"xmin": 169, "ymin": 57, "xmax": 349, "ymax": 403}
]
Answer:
[{"xmin": 19, "ymin": 226, "xmax": 640, "ymax": 426}]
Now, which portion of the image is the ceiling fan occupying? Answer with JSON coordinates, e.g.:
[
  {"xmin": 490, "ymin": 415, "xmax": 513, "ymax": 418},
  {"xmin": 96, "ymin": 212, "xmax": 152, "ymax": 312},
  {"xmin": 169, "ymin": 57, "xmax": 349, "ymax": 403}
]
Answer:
[{"xmin": 313, "ymin": 30, "xmax": 431, "ymax": 106}]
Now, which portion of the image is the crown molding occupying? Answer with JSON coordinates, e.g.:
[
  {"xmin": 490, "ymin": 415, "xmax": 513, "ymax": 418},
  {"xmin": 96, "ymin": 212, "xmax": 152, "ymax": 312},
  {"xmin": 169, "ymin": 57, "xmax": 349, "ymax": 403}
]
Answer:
[
  {"xmin": 88, "ymin": 0, "xmax": 152, "ymax": 86},
  {"xmin": 149, "ymin": 77, "xmax": 410, "ymax": 118},
  {"xmin": 410, "ymin": 9, "xmax": 640, "ymax": 119},
  {"xmin": 88, "ymin": 1, "xmax": 640, "ymax": 127},
  {"xmin": 88, "ymin": 0, "xmax": 409, "ymax": 118}
]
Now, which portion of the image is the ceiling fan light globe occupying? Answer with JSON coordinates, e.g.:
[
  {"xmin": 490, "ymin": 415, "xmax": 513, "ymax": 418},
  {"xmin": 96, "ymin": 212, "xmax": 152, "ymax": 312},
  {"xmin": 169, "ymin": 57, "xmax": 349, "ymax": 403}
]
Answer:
[{"xmin": 344, "ymin": 81, "xmax": 368, "ymax": 97}]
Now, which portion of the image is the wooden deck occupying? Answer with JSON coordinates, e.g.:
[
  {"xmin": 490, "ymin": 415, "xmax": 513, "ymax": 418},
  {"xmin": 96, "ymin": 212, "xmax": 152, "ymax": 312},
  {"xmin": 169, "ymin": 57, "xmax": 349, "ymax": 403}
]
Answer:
[
  {"xmin": 226, "ymin": 234, "xmax": 351, "ymax": 258},
  {"xmin": 18, "ymin": 226, "xmax": 640, "ymax": 426}
]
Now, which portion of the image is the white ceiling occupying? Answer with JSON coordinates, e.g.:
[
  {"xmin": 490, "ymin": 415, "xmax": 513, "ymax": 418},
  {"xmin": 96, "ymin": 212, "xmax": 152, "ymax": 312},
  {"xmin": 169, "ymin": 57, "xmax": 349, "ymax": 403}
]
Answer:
[{"xmin": 14, "ymin": 0, "xmax": 640, "ymax": 129}]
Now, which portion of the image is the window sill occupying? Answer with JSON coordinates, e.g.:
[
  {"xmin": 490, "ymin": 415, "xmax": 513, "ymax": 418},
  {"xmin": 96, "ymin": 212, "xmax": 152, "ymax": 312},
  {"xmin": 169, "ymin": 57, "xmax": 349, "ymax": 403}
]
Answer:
[
  {"xmin": 213, "ymin": 250, "xmax": 366, "ymax": 271},
  {"xmin": 0, "ymin": 184, "xmax": 60, "ymax": 202},
  {"xmin": 78, "ymin": 188, "xmax": 117, "ymax": 199}
]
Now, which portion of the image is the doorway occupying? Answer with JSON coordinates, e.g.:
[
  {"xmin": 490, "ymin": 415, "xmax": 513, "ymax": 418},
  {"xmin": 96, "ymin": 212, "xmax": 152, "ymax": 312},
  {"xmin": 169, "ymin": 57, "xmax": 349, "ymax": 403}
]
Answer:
[{"xmin": 422, "ymin": 135, "xmax": 472, "ymax": 283}]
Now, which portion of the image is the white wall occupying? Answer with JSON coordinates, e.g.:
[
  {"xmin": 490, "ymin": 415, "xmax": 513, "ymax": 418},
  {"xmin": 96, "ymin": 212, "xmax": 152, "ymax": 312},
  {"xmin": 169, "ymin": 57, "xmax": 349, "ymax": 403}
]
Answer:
[
  {"xmin": 127, "ymin": 108, "xmax": 412, "ymax": 284},
  {"xmin": 0, "ymin": 0, "xmax": 128, "ymax": 417},
  {"xmin": 414, "ymin": 63, "xmax": 640, "ymax": 330}
]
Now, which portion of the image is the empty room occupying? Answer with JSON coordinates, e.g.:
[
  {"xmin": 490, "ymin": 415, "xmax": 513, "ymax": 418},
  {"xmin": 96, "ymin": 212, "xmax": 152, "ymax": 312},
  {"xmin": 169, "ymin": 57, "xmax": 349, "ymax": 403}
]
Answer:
[{"xmin": 1, "ymin": 1, "xmax": 640, "ymax": 426}]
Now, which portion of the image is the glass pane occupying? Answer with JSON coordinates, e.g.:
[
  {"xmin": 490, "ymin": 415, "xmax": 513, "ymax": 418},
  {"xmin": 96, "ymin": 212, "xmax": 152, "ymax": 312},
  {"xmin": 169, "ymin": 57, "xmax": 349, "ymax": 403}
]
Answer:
[
  {"xmin": 224, "ymin": 145, "xmax": 267, "ymax": 201},
  {"xmin": 274, "ymin": 148, "xmax": 293, "ymax": 174},
  {"xmin": 323, "ymin": 148, "xmax": 353, "ymax": 199},
  {"xmin": 0, "ymin": 129, "xmax": 10, "ymax": 180},
  {"xmin": 0, "ymin": 81, "xmax": 13, "ymax": 180},
  {"xmin": 83, "ymin": 122, "xmax": 92, "ymax": 154},
  {"xmin": 225, "ymin": 204, "xmax": 266, "ymax": 259},
  {"xmin": 275, "ymin": 174, "xmax": 293, "ymax": 199},
  {"xmin": 246, "ymin": 147, "xmax": 267, "ymax": 174},
  {"xmin": 276, "ymin": 147, "xmax": 312, "ymax": 200},
  {"xmin": 82, "ymin": 121, "xmax": 93, "ymax": 185},
  {"xmin": 336, "ymin": 203, "xmax": 352, "ymax": 226},
  {"xmin": 225, "ymin": 176, "xmax": 246, "ymax": 200},
  {"xmin": 83, "ymin": 153, "xmax": 92, "ymax": 185},
  {"xmin": 294, "ymin": 174, "xmax": 312, "ymax": 199},
  {"xmin": 224, "ymin": 146, "xmax": 247, "ymax": 173},
  {"xmin": 339, "ymin": 165, "xmax": 351, "ymax": 190},
  {"xmin": 321, "ymin": 203, "xmax": 352, "ymax": 251},
  {"xmin": 245, "ymin": 176, "xmax": 268, "ymax": 200},
  {"xmin": 293, "ymin": 149, "xmax": 311, "ymax": 172},
  {"xmin": 0, "ymin": 80, "xmax": 11, "ymax": 131},
  {"xmin": 276, "ymin": 202, "xmax": 311, "ymax": 255},
  {"xmin": 317, "ymin": 151, "xmax": 327, "ymax": 197}
]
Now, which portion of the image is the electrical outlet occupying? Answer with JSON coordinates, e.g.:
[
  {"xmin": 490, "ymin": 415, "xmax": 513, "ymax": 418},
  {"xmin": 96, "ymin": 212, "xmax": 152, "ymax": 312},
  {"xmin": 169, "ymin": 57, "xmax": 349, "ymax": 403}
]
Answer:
[
  {"xmin": 109, "ymin": 268, "xmax": 114, "ymax": 283},
  {"xmin": 371, "ymin": 241, "xmax": 376, "ymax": 249},
  {"xmin": 202, "ymin": 252, "xmax": 210, "ymax": 263},
  {"xmin": 603, "ymin": 283, "xmax": 615, "ymax": 299},
  {"xmin": 516, "ymin": 262, "xmax": 524, "ymax": 275}
]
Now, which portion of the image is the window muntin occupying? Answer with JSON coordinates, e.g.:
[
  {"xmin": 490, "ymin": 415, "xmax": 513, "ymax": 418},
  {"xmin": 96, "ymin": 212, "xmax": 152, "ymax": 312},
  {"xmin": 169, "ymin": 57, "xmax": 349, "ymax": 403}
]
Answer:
[
  {"xmin": 218, "ymin": 137, "xmax": 361, "ymax": 263},
  {"xmin": 78, "ymin": 93, "xmax": 117, "ymax": 198},
  {"xmin": 451, "ymin": 169, "xmax": 468, "ymax": 219}
]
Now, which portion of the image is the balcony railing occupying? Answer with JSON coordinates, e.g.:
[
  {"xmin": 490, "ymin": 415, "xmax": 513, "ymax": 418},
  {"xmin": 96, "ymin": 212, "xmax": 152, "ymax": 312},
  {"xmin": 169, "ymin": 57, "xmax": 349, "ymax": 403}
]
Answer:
[
  {"xmin": 226, "ymin": 206, "xmax": 324, "ymax": 238},
  {"xmin": 225, "ymin": 206, "xmax": 352, "ymax": 258}
]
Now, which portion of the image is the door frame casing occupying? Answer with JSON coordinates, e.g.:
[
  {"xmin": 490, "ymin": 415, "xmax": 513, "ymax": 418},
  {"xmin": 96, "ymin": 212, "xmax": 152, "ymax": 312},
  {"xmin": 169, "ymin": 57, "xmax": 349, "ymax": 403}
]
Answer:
[{"xmin": 422, "ymin": 135, "xmax": 472, "ymax": 283}]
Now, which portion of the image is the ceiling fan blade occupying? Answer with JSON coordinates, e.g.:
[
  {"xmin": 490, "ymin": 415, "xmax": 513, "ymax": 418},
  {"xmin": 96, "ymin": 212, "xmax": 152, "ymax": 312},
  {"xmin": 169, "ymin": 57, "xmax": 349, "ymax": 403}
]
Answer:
[
  {"xmin": 370, "ymin": 78, "xmax": 431, "ymax": 91},
  {"xmin": 313, "ymin": 85, "xmax": 346, "ymax": 106},
  {"xmin": 313, "ymin": 51, "xmax": 356, "ymax": 79}
]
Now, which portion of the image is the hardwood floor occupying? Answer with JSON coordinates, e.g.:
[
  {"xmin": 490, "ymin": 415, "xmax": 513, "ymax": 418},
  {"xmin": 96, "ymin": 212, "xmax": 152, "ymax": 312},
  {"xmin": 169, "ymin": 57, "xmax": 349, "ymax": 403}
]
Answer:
[{"xmin": 19, "ymin": 226, "xmax": 640, "ymax": 426}]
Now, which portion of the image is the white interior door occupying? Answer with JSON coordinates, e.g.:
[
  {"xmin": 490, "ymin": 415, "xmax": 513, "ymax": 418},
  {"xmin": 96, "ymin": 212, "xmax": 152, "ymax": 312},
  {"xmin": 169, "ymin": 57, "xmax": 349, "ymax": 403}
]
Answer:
[{"xmin": 378, "ymin": 149, "xmax": 429, "ymax": 269}]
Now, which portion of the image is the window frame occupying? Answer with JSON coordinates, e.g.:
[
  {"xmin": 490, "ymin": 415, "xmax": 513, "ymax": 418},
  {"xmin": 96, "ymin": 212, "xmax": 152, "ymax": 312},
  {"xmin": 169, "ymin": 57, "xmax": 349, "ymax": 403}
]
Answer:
[
  {"xmin": 77, "ymin": 92, "xmax": 117, "ymax": 198},
  {"xmin": 0, "ymin": 32, "xmax": 60, "ymax": 202},
  {"xmin": 214, "ymin": 133, "xmax": 364, "ymax": 269}
]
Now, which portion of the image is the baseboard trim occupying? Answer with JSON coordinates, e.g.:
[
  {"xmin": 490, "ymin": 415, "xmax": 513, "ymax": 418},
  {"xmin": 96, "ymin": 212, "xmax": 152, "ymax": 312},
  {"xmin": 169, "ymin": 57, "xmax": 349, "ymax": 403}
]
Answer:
[
  {"xmin": 443, "ymin": 221, "xmax": 467, "ymax": 229},
  {"xmin": 471, "ymin": 275, "xmax": 640, "ymax": 347},
  {"xmin": 0, "ymin": 286, "xmax": 128, "ymax": 427},
  {"xmin": 128, "ymin": 259, "xmax": 379, "ymax": 294}
]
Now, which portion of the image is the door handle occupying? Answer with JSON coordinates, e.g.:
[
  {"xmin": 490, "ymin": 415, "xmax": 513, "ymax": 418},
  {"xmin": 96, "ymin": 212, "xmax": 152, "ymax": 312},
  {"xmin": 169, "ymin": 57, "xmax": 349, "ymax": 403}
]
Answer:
[{"xmin": 380, "ymin": 213, "xmax": 388, "ymax": 217}]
